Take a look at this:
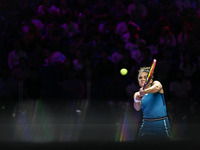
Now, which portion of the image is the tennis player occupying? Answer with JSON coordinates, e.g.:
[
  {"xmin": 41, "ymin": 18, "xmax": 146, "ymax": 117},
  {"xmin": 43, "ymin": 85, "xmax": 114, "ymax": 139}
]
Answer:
[{"xmin": 133, "ymin": 67, "xmax": 172, "ymax": 140}]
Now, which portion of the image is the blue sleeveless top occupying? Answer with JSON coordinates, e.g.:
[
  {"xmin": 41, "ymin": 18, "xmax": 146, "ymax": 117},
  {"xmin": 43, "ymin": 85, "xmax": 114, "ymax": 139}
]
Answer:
[{"xmin": 141, "ymin": 92, "xmax": 167, "ymax": 119}]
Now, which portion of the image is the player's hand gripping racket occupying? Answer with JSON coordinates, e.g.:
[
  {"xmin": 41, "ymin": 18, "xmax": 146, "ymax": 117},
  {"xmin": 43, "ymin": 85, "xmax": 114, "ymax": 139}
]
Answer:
[{"xmin": 143, "ymin": 59, "xmax": 157, "ymax": 90}]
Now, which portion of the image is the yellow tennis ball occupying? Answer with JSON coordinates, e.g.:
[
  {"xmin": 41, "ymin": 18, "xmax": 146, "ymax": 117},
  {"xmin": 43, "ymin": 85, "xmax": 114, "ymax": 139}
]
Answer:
[{"xmin": 120, "ymin": 68, "xmax": 128, "ymax": 75}]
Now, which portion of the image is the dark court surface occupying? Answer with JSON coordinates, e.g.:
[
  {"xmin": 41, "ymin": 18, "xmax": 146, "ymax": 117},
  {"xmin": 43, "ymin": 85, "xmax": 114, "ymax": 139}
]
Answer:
[
  {"xmin": 0, "ymin": 99, "xmax": 199, "ymax": 149},
  {"xmin": 0, "ymin": 140, "xmax": 199, "ymax": 150}
]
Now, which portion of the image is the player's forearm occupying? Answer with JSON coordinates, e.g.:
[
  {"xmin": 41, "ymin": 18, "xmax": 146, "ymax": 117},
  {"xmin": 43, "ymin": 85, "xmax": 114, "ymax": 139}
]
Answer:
[
  {"xmin": 133, "ymin": 93, "xmax": 141, "ymax": 111},
  {"xmin": 134, "ymin": 101, "xmax": 141, "ymax": 111},
  {"xmin": 145, "ymin": 82, "xmax": 162, "ymax": 94}
]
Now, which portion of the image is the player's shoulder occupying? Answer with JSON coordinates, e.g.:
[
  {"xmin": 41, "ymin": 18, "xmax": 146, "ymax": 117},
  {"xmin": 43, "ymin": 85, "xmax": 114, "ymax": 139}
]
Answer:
[
  {"xmin": 153, "ymin": 80, "xmax": 164, "ymax": 93},
  {"xmin": 152, "ymin": 80, "xmax": 162, "ymax": 85}
]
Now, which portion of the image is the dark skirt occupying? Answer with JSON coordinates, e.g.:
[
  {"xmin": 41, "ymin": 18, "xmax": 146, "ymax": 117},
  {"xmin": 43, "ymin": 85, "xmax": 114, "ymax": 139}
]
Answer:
[{"xmin": 138, "ymin": 118, "xmax": 172, "ymax": 140}]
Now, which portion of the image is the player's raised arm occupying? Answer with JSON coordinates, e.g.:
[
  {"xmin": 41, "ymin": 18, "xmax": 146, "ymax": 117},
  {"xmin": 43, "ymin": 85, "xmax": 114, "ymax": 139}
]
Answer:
[{"xmin": 139, "ymin": 81, "xmax": 163, "ymax": 97}]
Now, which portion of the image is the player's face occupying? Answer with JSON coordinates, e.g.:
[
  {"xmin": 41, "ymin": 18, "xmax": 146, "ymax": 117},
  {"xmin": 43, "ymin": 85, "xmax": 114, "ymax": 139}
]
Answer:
[{"xmin": 138, "ymin": 72, "xmax": 148, "ymax": 87}]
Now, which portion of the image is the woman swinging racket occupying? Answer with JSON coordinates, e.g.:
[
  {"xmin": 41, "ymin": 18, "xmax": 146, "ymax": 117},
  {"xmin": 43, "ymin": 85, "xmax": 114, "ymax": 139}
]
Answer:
[{"xmin": 134, "ymin": 60, "xmax": 172, "ymax": 140}]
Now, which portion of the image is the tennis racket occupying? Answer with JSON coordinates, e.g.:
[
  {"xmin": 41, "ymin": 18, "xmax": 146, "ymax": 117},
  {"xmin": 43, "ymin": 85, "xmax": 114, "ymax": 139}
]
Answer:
[{"xmin": 143, "ymin": 59, "xmax": 157, "ymax": 90}]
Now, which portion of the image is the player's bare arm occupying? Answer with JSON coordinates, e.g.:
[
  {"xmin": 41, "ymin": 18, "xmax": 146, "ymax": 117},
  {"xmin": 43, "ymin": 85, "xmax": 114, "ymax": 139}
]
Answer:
[
  {"xmin": 140, "ymin": 80, "xmax": 163, "ymax": 97},
  {"xmin": 133, "ymin": 92, "xmax": 142, "ymax": 111}
]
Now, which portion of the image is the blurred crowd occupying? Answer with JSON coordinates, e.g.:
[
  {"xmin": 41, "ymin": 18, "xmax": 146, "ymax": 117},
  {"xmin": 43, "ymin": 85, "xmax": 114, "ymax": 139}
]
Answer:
[{"xmin": 0, "ymin": 0, "xmax": 200, "ymax": 131}]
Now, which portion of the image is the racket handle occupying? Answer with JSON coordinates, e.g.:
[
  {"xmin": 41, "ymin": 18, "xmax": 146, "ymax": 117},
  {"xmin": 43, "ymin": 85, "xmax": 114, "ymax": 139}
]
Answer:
[{"xmin": 142, "ymin": 85, "xmax": 146, "ymax": 90}]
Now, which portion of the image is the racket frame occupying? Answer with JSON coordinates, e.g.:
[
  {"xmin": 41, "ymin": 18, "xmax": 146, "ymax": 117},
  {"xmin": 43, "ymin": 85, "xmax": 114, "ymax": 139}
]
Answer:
[{"xmin": 142, "ymin": 59, "xmax": 157, "ymax": 90}]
